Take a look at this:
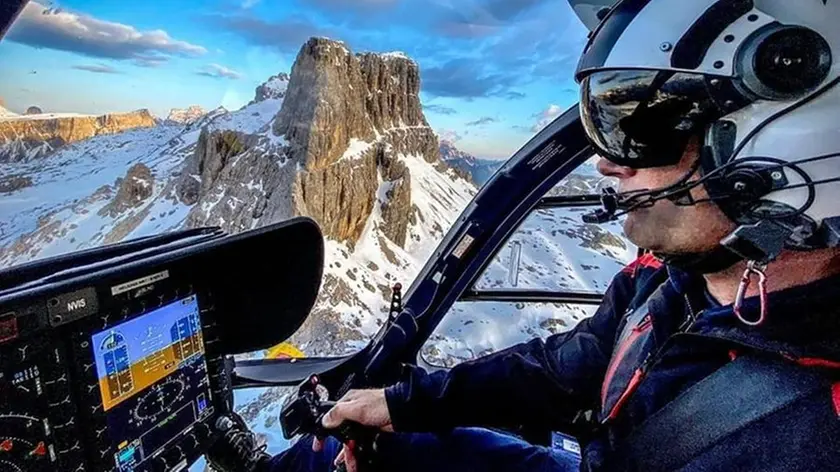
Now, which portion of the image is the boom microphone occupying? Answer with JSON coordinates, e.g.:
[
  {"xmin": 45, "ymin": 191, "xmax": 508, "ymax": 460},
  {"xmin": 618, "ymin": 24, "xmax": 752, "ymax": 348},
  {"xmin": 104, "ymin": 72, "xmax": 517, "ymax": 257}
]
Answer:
[{"xmin": 582, "ymin": 187, "xmax": 620, "ymax": 223}]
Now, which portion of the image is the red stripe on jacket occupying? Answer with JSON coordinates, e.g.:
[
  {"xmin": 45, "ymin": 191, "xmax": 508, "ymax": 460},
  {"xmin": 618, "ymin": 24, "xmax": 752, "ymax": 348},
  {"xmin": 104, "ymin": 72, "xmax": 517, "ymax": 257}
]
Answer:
[{"xmin": 621, "ymin": 253, "xmax": 663, "ymax": 276}]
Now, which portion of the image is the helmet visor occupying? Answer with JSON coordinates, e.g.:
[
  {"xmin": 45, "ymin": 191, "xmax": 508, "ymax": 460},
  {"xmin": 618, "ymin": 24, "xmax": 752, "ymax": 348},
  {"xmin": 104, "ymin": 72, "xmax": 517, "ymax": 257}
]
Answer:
[{"xmin": 580, "ymin": 69, "xmax": 728, "ymax": 169}]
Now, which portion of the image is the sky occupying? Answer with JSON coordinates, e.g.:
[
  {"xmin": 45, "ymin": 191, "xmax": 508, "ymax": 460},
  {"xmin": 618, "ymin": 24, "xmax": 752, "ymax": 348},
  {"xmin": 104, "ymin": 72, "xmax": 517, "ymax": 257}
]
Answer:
[{"xmin": 0, "ymin": 0, "xmax": 590, "ymax": 159}]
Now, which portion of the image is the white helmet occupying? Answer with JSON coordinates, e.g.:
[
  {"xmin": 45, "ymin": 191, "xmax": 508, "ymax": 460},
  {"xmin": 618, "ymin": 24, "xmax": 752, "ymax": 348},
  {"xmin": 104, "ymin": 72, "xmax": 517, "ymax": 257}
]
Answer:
[{"xmin": 573, "ymin": 0, "xmax": 840, "ymax": 267}]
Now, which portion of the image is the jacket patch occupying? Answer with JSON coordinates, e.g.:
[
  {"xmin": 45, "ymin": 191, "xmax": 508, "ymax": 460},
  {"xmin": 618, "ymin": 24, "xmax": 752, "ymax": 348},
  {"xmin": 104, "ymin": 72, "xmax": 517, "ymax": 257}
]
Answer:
[{"xmin": 832, "ymin": 383, "xmax": 840, "ymax": 417}]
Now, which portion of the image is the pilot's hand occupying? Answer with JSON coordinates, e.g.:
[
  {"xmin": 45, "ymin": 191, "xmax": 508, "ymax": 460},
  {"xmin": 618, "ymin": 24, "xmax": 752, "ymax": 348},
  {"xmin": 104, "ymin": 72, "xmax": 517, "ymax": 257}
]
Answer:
[{"xmin": 312, "ymin": 389, "xmax": 394, "ymax": 472}]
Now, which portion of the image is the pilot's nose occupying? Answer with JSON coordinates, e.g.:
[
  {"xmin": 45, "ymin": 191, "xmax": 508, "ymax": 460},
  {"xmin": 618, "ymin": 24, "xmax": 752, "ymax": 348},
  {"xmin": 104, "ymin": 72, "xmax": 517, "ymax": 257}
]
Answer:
[{"xmin": 596, "ymin": 158, "xmax": 636, "ymax": 179}]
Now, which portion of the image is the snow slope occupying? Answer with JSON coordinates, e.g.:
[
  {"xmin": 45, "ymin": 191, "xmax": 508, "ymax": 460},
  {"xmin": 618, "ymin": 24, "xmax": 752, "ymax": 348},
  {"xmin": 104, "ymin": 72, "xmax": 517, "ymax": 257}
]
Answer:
[
  {"xmin": 422, "ymin": 161, "xmax": 635, "ymax": 367},
  {"xmin": 423, "ymin": 206, "xmax": 633, "ymax": 367},
  {"xmin": 0, "ymin": 98, "xmax": 287, "ymax": 265}
]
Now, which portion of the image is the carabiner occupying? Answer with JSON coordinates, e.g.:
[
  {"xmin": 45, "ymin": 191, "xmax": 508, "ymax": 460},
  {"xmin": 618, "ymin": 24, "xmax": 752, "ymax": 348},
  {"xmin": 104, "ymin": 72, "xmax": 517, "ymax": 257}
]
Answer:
[{"xmin": 733, "ymin": 260, "xmax": 768, "ymax": 327}]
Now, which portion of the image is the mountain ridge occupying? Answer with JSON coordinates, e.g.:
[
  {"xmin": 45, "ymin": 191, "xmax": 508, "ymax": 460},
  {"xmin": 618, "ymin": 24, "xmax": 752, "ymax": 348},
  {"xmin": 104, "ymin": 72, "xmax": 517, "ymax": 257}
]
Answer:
[
  {"xmin": 0, "ymin": 109, "xmax": 157, "ymax": 163},
  {"xmin": 165, "ymin": 106, "xmax": 207, "ymax": 126},
  {"xmin": 439, "ymin": 139, "xmax": 504, "ymax": 185}
]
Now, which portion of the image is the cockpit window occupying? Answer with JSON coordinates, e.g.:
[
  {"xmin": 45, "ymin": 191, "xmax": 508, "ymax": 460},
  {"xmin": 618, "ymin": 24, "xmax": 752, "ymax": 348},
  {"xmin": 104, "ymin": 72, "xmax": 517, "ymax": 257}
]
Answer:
[
  {"xmin": 0, "ymin": 0, "xmax": 589, "ymax": 360},
  {"xmin": 0, "ymin": 2, "xmax": 592, "ymax": 460}
]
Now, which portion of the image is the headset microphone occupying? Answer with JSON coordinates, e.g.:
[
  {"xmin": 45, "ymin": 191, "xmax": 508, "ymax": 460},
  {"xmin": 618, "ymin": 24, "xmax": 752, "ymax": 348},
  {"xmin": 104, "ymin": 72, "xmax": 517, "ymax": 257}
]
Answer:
[{"xmin": 583, "ymin": 187, "xmax": 619, "ymax": 223}]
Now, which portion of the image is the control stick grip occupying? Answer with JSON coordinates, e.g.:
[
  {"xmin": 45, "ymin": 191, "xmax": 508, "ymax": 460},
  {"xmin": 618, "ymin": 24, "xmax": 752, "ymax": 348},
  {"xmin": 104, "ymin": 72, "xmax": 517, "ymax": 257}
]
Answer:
[
  {"xmin": 316, "ymin": 402, "xmax": 378, "ymax": 472},
  {"xmin": 316, "ymin": 401, "xmax": 370, "ymax": 442}
]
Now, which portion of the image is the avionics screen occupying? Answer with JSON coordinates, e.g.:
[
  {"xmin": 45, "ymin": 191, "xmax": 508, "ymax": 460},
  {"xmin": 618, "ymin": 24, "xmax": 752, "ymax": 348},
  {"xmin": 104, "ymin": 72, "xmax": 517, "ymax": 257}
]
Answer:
[{"xmin": 91, "ymin": 295, "xmax": 213, "ymax": 471}]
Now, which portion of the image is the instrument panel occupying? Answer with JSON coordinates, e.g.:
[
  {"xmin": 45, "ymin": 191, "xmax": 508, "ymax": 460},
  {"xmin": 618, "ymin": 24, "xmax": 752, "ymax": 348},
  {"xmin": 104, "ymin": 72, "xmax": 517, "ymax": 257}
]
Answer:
[
  {"xmin": 1, "ymin": 273, "xmax": 228, "ymax": 472},
  {"xmin": 0, "ymin": 219, "xmax": 325, "ymax": 472}
]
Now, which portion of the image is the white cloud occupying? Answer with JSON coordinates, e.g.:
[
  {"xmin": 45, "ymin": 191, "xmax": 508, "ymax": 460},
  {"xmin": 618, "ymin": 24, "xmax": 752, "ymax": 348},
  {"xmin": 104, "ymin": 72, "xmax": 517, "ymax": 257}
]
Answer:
[
  {"xmin": 241, "ymin": 0, "xmax": 261, "ymax": 8},
  {"xmin": 531, "ymin": 104, "xmax": 563, "ymax": 132},
  {"xmin": 7, "ymin": 2, "xmax": 207, "ymax": 62},
  {"xmin": 72, "ymin": 63, "xmax": 120, "ymax": 74},
  {"xmin": 196, "ymin": 63, "xmax": 243, "ymax": 80},
  {"xmin": 466, "ymin": 116, "xmax": 497, "ymax": 127},
  {"xmin": 134, "ymin": 55, "xmax": 168, "ymax": 68}
]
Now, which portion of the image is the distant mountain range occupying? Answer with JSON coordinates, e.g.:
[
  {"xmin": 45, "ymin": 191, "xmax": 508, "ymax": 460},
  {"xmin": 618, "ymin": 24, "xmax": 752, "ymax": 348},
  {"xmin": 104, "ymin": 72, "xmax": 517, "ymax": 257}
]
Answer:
[
  {"xmin": 0, "ymin": 108, "xmax": 157, "ymax": 163},
  {"xmin": 165, "ymin": 105, "xmax": 208, "ymax": 126},
  {"xmin": 439, "ymin": 139, "xmax": 503, "ymax": 186}
]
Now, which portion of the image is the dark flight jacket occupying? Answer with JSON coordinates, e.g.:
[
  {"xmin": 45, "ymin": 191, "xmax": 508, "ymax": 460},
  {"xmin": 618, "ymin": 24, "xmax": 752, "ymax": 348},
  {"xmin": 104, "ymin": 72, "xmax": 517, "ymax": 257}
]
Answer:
[{"xmin": 385, "ymin": 254, "xmax": 840, "ymax": 471}]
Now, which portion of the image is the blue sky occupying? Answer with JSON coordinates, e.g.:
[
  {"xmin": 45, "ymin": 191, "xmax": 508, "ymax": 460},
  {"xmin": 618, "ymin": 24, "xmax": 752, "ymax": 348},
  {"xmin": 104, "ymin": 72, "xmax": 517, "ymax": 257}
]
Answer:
[{"xmin": 0, "ymin": 0, "xmax": 589, "ymax": 159}]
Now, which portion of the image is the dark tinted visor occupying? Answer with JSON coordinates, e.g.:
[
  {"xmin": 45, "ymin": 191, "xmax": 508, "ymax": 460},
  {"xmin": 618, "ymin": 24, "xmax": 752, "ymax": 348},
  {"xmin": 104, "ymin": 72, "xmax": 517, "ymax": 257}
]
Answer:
[{"xmin": 580, "ymin": 70, "xmax": 729, "ymax": 169}]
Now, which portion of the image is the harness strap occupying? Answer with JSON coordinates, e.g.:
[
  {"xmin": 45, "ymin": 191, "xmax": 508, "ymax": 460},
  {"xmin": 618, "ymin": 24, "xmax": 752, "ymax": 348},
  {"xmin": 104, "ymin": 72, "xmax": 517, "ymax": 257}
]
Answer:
[{"xmin": 625, "ymin": 355, "xmax": 826, "ymax": 471}]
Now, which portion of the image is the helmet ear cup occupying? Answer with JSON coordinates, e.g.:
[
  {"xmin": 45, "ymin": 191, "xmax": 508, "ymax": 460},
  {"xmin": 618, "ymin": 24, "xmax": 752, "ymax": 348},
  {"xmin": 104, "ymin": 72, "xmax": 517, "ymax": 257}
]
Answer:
[{"xmin": 735, "ymin": 24, "xmax": 832, "ymax": 100}]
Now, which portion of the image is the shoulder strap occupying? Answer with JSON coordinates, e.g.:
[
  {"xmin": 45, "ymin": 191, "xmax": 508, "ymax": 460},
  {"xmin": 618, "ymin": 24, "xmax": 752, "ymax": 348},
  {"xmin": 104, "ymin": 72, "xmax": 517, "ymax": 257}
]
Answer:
[{"xmin": 625, "ymin": 355, "xmax": 826, "ymax": 472}]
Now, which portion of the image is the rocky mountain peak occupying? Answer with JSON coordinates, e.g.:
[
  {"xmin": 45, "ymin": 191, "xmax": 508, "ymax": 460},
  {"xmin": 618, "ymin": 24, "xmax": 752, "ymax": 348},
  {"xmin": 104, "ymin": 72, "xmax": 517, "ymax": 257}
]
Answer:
[
  {"xmin": 166, "ymin": 38, "xmax": 455, "ymax": 249},
  {"xmin": 166, "ymin": 105, "xmax": 206, "ymax": 125},
  {"xmin": 274, "ymin": 37, "xmax": 435, "ymax": 170},
  {"xmin": 440, "ymin": 139, "xmax": 476, "ymax": 166},
  {"xmin": 274, "ymin": 37, "xmax": 375, "ymax": 169},
  {"xmin": 99, "ymin": 163, "xmax": 154, "ymax": 218},
  {"xmin": 252, "ymin": 73, "xmax": 290, "ymax": 103},
  {"xmin": 259, "ymin": 37, "xmax": 438, "ymax": 245},
  {"xmin": 356, "ymin": 51, "xmax": 426, "ymax": 131}
]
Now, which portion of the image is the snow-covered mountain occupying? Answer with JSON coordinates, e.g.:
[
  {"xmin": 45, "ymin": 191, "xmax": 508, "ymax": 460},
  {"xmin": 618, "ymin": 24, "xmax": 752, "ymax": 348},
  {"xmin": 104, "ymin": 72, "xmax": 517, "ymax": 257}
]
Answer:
[
  {"xmin": 250, "ymin": 73, "xmax": 290, "ymax": 105},
  {"xmin": 165, "ymin": 105, "xmax": 207, "ymax": 125},
  {"xmin": 439, "ymin": 139, "xmax": 504, "ymax": 186}
]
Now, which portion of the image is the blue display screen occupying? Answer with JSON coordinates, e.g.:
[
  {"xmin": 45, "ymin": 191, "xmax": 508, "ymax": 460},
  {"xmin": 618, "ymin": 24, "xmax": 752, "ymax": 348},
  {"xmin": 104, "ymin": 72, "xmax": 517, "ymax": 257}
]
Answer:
[{"xmin": 91, "ymin": 295, "xmax": 213, "ymax": 471}]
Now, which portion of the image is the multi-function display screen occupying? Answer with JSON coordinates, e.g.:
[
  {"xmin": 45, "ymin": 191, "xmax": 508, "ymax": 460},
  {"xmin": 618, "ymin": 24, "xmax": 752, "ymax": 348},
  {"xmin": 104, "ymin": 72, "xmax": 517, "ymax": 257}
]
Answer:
[{"xmin": 91, "ymin": 295, "xmax": 213, "ymax": 471}]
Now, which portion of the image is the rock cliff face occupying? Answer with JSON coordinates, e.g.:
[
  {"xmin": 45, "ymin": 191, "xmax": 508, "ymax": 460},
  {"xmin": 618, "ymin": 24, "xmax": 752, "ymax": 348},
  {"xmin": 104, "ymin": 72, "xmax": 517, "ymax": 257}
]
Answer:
[
  {"xmin": 277, "ymin": 38, "xmax": 437, "ymax": 245},
  {"xmin": 0, "ymin": 109, "xmax": 157, "ymax": 163},
  {"xmin": 179, "ymin": 38, "xmax": 441, "ymax": 247},
  {"xmin": 100, "ymin": 163, "xmax": 154, "ymax": 218},
  {"xmin": 251, "ymin": 73, "xmax": 290, "ymax": 104}
]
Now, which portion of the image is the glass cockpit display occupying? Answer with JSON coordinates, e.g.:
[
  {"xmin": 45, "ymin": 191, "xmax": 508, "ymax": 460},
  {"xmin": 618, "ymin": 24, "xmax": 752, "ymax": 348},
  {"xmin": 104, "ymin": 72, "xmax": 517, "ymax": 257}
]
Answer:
[{"xmin": 91, "ymin": 295, "xmax": 213, "ymax": 471}]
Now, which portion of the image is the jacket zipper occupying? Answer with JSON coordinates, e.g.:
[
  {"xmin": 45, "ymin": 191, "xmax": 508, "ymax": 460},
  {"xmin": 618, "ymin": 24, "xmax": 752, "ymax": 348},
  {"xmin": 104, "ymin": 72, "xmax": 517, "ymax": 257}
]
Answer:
[
  {"xmin": 601, "ymin": 316, "xmax": 653, "ymax": 408},
  {"xmin": 602, "ymin": 295, "xmax": 700, "ymax": 423}
]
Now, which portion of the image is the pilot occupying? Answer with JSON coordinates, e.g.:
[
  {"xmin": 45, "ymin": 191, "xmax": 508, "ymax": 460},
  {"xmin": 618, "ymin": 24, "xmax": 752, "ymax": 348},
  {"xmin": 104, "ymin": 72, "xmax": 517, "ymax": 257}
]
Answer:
[{"xmin": 208, "ymin": 0, "xmax": 840, "ymax": 471}]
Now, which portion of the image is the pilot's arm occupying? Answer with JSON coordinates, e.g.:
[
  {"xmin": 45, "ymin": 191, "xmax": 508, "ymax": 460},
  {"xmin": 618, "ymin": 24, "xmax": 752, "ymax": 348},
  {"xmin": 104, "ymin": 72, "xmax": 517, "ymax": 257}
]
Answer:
[{"xmin": 383, "ymin": 265, "xmax": 642, "ymax": 433}]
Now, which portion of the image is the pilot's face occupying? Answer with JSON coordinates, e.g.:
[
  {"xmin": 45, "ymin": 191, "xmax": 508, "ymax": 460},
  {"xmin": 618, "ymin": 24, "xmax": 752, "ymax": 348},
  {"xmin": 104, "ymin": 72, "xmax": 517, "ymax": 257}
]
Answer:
[{"xmin": 596, "ymin": 137, "xmax": 736, "ymax": 255}]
